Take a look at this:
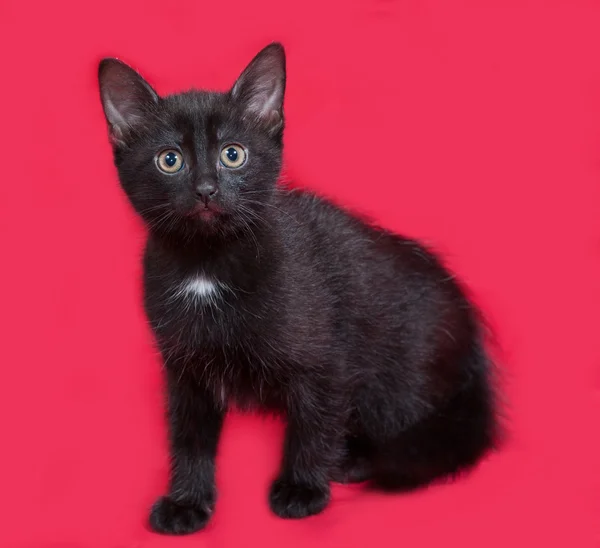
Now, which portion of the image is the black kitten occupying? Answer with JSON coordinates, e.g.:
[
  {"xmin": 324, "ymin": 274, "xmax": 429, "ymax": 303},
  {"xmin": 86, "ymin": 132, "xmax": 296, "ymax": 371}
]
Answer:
[{"xmin": 98, "ymin": 43, "xmax": 497, "ymax": 535}]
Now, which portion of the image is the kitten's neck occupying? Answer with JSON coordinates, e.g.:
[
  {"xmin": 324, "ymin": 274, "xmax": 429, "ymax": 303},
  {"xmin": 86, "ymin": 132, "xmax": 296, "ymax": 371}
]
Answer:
[{"xmin": 148, "ymin": 218, "xmax": 280, "ymax": 290}]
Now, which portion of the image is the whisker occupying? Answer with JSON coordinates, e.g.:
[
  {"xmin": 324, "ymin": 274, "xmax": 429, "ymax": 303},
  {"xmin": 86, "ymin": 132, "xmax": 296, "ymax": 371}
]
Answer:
[{"xmin": 241, "ymin": 199, "xmax": 300, "ymax": 225}]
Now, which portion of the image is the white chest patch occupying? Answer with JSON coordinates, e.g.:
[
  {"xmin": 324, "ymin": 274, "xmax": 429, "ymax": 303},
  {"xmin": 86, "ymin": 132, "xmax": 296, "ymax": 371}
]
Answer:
[
  {"xmin": 174, "ymin": 275, "xmax": 229, "ymax": 308},
  {"xmin": 184, "ymin": 276, "xmax": 219, "ymax": 298}
]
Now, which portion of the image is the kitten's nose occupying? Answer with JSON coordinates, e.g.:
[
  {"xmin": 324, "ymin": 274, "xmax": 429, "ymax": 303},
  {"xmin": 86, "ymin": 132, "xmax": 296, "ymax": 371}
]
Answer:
[{"xmin": 195, "ymin": 181, "xmax": 218, "ymax": 205}]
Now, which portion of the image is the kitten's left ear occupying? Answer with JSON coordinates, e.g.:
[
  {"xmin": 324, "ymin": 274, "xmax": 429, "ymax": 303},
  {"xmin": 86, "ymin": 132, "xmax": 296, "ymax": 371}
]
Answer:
[
  {"xmin": 231, "ymin": 43, "xmax": 286, "ymax": 134},
  {"xmin": 98, "ymin": 58, "xmax": 159, "ymax": 146}
]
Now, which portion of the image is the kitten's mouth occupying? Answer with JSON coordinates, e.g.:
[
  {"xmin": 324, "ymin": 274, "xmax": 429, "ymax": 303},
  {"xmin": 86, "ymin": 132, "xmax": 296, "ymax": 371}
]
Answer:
[
  {"xmin": 199, "ymin": 209, "xmax": 217, "ymax": 221},
  {"xmin": 190, "ymin": 203, "xmax": 222, "ymax": 221}
]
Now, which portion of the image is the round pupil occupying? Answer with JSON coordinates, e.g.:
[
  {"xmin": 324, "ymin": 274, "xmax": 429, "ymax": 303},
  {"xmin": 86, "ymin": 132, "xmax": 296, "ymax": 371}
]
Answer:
[
  {"xmin": 226, "ymin": 148, "xmax": 238, "ymax": 162},
  {"xmin": 165, "ymin": 152, "xmax": 177, "ymax": 167}
]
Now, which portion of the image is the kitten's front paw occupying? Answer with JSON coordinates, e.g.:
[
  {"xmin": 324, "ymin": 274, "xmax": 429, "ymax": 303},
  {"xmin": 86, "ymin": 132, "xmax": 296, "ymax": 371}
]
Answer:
[
  {"xmin": 269, "ymin": 478, "xmax": 330, "ymax": 519},
  {"xmin": 149, "ymin": 496, "xmax": 212, "ymax": 535}
]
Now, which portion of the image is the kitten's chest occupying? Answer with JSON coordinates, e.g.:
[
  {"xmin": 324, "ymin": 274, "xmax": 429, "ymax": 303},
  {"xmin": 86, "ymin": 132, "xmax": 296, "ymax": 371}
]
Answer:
[
  {"xmin": 172, "ymin": 274, "xmax": 232, "ymax": 313},
  {"xmin": 146, "ymin": 272, "xmax": 244, "ymax": 342},
  {"xmin": 146, "ymin": 273, "xmax": 284, "ymax": 410}
]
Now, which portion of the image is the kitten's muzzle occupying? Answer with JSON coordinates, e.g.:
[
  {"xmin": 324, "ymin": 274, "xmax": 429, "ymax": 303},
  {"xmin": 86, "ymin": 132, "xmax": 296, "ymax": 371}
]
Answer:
[{"xmin": 195, "ymin": 181, "xmax": 218, "ymax": 207}]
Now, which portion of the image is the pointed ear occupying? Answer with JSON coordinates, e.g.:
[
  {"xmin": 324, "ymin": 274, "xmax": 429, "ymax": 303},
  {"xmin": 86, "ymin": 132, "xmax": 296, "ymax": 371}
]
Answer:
[
  {"xmin": 98, "ymin": 58, "xmax": 159, "ymax": 146},
  {"xmin": 230, "ymin": 43, "xmax": 286, "ymax": 133}
]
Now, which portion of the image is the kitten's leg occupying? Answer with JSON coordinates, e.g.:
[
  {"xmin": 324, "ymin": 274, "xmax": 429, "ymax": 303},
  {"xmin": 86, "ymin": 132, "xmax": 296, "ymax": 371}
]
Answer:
[
  {"xmin": 330, "ymin": 435, "xmax": 374, "ymax": 484},
  {"xmin": 269, "ymin": 383, "xmax": 343, "ymax": 519},
  {"xmin": 149, "ymin": 366, "xmax": 224, "ymax": 535}
]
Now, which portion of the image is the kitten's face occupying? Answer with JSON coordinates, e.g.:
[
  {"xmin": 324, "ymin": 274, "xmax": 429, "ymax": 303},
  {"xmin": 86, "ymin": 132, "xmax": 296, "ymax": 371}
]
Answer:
[{"xmin": 98, "ymin": 44, "xmax": 286, "ymax": 240}]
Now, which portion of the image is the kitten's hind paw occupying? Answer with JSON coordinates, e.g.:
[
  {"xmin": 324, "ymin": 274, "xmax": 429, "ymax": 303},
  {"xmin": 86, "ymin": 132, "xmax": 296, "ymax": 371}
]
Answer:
[
  {"xmin": 269, "ymin": 478, "xmax": 330, "ymax": 519},
  {"xmin": 149, "ymin": 496, "xmax": 212, "ymax": 535},
  {"xmin": 330, "ymin": 455, "xmax": 373, "ymax": 484}
]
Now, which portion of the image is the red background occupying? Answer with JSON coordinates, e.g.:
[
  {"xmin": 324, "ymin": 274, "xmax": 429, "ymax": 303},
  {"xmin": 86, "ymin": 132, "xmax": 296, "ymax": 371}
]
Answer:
[{"xmin": 0, "ymin": 1, "xmax": 598, "ymax": 547}]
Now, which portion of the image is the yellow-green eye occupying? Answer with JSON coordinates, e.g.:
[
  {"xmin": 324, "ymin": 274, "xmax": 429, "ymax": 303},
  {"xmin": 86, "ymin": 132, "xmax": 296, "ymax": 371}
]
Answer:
[
  {"xmin": 220, "ymin": 144, "xmax": 247, "ymax": 169},
  {"xmin": 156, "ymin": 149, "xmax": 184, "ymax": 173}
]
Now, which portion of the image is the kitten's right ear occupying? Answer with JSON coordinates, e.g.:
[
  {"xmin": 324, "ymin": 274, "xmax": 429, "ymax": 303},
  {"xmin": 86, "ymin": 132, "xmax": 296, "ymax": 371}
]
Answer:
[{"xmin": 98, "ymin": 58, "xmax": 159, "ymax": 146}]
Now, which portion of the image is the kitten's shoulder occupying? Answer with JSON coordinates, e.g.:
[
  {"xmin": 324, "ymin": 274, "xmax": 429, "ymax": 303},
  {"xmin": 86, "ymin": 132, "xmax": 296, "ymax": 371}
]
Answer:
[
  {"xmin": 272, "ymin": 185, "xmax": 447, "ymax": 272},
  {"xmin": 273, "ymin": 186, "xmax": 354, "ymax": 224}
]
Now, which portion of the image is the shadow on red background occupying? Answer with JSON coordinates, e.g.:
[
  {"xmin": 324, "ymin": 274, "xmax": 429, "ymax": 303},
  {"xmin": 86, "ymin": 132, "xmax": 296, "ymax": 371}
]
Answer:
[{"xmin": 0, "ymin": 1, "xmax": 598, "ymax": 547}]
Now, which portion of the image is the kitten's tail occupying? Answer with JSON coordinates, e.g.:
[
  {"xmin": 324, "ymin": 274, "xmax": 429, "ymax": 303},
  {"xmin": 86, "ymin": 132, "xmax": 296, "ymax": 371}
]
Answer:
[{"xmin": 371, "ymin": 335, "xmax": 499, "ymax": 492}]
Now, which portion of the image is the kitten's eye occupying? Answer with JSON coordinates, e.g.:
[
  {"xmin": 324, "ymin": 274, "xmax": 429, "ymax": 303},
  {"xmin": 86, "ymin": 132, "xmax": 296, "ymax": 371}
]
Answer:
[
  {"xmin": 156, "ymin": 149, "xmax": 184, "ymax": 173},
  {"xmin": 220, "ymin": 144, "xmax": 247, "ymax": 169}
]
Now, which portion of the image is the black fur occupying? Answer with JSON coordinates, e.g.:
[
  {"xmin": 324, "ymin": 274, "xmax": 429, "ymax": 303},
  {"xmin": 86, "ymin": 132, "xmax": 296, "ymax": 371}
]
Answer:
[{"xmin": 98, "ymin": 43, "xmax": 497, "ymax": 535}]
